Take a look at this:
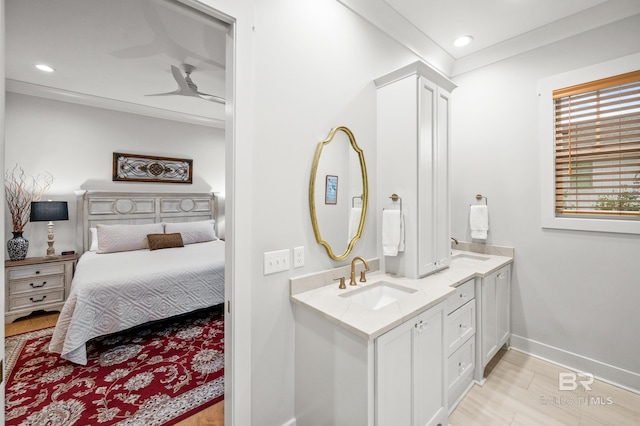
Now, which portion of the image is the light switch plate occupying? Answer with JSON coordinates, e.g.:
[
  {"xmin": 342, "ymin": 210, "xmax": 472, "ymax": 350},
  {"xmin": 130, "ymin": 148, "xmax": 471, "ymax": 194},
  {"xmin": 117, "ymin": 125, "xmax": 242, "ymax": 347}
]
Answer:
[{"xmin": 264, "ymin": 249, "xmax": 290, "ymax": 275}]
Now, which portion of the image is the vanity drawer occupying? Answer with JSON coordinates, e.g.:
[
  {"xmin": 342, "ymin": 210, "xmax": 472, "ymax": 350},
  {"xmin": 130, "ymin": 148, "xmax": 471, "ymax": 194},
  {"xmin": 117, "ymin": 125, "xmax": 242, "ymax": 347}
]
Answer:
[
  {"xmin": 9, "ymin": 289, "xmax": 65, "ymax": 311},
  {"xmin": 446, "ymin": 300, "xmax": 475, "ymax": 355},
  {"xmin": 446, "ymin": 278, "xmax": 475, "ymax": 314},
  {"xmin": 8, "ymin": 263, "xmax": 65, "ymax": 280},
  {"xmin": 448, "ymin": 336, "xmax": 475, "ymax": 403},
  {"xmin": 8, "ymin": 275, "xmax": 65, "ymax": 296}
]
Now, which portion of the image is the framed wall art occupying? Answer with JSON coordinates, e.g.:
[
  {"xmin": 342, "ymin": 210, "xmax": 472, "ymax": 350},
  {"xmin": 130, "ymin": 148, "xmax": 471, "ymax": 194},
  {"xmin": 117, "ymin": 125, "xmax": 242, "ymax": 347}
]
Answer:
[
  {"xmin": 325, "ymin": 175, "xmax": 338, "ymax": 204},
  {"xmin": 113, "ymin": 153, "xmax": 193, "ymax": 184}
]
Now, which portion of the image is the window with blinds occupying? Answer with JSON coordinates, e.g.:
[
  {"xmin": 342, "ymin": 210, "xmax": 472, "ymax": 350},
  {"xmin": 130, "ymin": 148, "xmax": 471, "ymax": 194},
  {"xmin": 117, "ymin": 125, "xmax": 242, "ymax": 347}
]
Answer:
[{"xmin": 553, "ymin": 70, "xmax": 640, "ymax": 219}]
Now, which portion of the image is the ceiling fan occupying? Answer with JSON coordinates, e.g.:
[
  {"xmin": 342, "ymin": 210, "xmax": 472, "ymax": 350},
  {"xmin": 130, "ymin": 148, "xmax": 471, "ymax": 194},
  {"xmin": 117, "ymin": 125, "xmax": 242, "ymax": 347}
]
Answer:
[{"xmin": 147, "ymin": 64, "xmax": 225, "ymax": 104}]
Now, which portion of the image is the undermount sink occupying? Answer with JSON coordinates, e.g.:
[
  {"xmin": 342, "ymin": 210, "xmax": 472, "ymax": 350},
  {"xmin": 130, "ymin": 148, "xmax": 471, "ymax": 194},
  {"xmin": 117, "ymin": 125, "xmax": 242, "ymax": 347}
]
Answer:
[
  {"xmin": 340, "ymin": 281, "xmax": 417, "ymax": 310},
  {"xmin": 452, "ymin": 253, "xmax": 490, "ymax": 265}
]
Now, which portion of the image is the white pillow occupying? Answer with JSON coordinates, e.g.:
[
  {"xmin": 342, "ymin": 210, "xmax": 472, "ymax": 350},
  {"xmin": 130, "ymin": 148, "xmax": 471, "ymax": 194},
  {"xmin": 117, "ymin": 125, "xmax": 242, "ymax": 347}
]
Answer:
[
  {"xmin": 164, "ymin": 220, "xmax": 217, "ymax": 245},
  {"xmin": 89, "ymin": 227, "xmax": 98, "ymax": 251},
  {"xmin": 96, "ymin": 223, "xmax": 165, "ymax": 254}
]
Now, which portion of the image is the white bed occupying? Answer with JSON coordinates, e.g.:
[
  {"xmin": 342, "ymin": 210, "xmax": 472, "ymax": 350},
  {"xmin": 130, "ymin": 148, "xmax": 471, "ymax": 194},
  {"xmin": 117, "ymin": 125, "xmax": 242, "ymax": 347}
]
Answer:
[{"xmin": 48, "ymin": 190, "xmax": 225, "ymax": 365}]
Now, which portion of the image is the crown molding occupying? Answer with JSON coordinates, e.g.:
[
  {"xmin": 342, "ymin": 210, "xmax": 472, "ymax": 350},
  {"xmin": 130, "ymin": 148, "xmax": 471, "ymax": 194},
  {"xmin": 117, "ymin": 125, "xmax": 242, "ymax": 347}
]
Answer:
[{"xmin": 6, "ymin": 79, "xmax": 225, "ymax": 129}]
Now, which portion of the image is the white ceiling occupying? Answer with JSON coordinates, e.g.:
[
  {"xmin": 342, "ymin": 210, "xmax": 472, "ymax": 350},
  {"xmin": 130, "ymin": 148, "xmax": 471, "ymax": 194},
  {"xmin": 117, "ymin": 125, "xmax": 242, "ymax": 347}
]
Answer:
[
  {"xmin": 6, "ymin": 0, "xmax": 228, "ymax": 127},
  {"xmin": 385, "ymin": 0, "xmax": 609, "ymax": 59},
  {"xmin": 338, "ymin": 0, "xmax": 640, "ymax": 75},
  {"xmin": 5, "ymin": 0, "xmax": 640, "ymax": 124}
]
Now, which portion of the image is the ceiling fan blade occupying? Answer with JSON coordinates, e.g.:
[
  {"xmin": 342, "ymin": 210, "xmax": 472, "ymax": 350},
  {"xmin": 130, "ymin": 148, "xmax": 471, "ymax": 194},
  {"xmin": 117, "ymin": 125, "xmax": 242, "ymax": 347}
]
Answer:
[
  {"xmin": 147, "ymin": 64, "xmax": 224, "ymax": 102},
  {"xmin": 145, "ymin": 91, "xmax": 179, "ymax": 97},
  {"xmin": 196, "ymin": 92, "xmax": 226, "ymax": 104},
  {"xmin": 171, "ymin": 65, "xmax": 194, "ymax": 94}
]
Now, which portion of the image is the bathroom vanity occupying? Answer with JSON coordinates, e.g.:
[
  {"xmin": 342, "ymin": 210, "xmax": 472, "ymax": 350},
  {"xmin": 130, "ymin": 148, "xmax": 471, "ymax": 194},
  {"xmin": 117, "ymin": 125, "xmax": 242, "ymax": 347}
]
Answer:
[{"xmin": 290, "ymin": 246, "xmax": 513, "ymax": 425}]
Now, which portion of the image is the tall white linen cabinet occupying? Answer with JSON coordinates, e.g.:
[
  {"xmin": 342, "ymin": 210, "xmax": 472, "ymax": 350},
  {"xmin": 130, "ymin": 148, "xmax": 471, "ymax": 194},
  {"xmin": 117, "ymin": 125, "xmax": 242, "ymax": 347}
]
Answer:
[{"xmin": 376, "ymin": 61, "xmax": 456, "ymax": 279}]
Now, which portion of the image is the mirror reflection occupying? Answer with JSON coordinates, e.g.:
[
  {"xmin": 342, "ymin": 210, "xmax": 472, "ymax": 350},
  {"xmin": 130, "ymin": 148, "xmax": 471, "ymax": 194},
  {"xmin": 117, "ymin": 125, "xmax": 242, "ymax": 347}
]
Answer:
[{"xmin": 309, "ymin": 126, "xmax": 368, "ymax": 261}]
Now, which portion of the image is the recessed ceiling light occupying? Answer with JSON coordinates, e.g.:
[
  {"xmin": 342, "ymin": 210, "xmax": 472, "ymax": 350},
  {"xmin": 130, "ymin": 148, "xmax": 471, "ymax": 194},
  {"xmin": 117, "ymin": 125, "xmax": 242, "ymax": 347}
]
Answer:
[
  {"xmin": 453, "ymin": 35, "xmax": 473, "ymax": 47},
  {"xmin": 35, "ymin": 64, "xmax": 55, "ymax": 73}
]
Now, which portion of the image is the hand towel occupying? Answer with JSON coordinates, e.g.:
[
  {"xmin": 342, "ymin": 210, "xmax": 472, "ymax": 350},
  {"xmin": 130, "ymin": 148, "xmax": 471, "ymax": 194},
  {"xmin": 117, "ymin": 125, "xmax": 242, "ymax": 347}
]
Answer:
[
  {"xmin": 348, "ymin": 207, "xmax": 362, "ymax": 242},
  {"xmin": 470, "ymin": 205, "xmax": 489, "ymax": 240},
  {"xmin": 382, "ymin": 209, "xmax": 404, "ymax": 256}
]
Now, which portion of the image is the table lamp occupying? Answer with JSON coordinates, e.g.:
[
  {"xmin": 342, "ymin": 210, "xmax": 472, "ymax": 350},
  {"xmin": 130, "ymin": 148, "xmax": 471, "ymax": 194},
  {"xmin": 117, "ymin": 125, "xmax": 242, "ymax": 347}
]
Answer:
[{"xmin": 30, "ymin": 201, "xmax": 69, "ymax": 257}]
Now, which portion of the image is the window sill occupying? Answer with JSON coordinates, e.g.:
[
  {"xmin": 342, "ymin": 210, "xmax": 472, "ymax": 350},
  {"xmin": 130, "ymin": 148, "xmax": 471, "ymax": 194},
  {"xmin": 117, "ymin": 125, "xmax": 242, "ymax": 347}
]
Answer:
[{"xmin": 541, "ymin": 215, "xmax": 640, "ymax": 235}]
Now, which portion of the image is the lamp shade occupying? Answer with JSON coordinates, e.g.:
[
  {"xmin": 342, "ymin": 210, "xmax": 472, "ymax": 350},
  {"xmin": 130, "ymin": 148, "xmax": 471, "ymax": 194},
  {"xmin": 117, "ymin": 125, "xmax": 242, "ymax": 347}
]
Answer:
[{"xmin": 30, "ymin": 201, "xmax": 69, "ymax": 222}]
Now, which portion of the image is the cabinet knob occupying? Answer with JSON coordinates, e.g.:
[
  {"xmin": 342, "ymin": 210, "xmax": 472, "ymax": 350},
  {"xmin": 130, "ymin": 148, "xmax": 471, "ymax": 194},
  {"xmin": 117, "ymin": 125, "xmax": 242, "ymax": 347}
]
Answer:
[
  {"xmin": 460, "ymin": 293, "xmax": 467, "ymax": 298},
  {"xmin": 35, "ymin": 270, "xmax": 40, "ymax": 275},
  {"xmin": 415, "ymin": 320, "xmax": 429, "ymax": 331}
]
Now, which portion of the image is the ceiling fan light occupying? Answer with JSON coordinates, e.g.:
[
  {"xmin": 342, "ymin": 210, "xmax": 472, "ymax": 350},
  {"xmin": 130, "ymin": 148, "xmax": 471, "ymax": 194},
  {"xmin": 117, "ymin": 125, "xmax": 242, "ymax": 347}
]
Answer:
[
  {"xmin": 453, "ymin": 35, "xmax": 473, "ymax": 47},
  {"xmin": 35, "ymin": 64, "xmax": 55, "ymax": 72}
]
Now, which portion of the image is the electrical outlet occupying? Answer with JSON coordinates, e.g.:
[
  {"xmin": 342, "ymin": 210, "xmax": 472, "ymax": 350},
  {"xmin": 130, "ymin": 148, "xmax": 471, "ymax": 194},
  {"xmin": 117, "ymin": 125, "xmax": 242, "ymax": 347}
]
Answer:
[
  {"xmin": 264, "ymin": 249, "xmax": 291, "ymax": 275},
  {"xmin": 293, "ymin": 246, "xmax": 304, "ymax": 268}
]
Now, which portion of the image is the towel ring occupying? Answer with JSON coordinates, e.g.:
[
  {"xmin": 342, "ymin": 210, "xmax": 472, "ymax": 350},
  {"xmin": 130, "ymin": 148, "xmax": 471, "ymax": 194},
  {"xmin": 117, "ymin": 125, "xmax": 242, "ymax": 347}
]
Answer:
[
  {"xmin": 384, "ymin": 193, "xmax": 403, "ymax": 213},
  {"xmin": 474, "ymin": 194, "xmax": 488, "ymax": 205}
]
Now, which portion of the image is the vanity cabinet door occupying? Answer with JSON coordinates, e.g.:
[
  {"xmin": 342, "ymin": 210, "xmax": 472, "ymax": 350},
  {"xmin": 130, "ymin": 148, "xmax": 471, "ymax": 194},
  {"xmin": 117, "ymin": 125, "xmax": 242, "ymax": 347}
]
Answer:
[
  {"xmin": 417, "ymin": 77, "xmax": 452, "ymax": 277},
  {"xmin": 414, "ymin": 306, "xmax": 446, "ymax": 426},
  {"xmin": 481, "ymin": 265, "xmax": 511, "ymax": 370},
  {"xmin": 376, "ymin": 317, "xmax": 414, "ymax": 426},
  {"xmin": 376, "ymin": 303, "xmax": 446, "ymax": 426},
  {"xmin": 496, "ymin": 266, "xmax": 511, "ymax": 347},
  {"xmin": 481, "ymin": 269, "xmax": 498, "ymax": 367}
]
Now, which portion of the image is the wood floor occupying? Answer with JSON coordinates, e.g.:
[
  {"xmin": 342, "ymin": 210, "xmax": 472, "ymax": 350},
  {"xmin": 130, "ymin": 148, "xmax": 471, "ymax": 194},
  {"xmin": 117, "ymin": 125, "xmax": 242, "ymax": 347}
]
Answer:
[
  {"xmin": 7, "ymin": 314, "xmax": 640, "ymax": 426},
  {"xmin": 449, "ymin": 348, "xmax": 640, "ymax": 426},
  {"xmin": 5, "ymin": 312, "xmax": 224, "ymax": 426}
]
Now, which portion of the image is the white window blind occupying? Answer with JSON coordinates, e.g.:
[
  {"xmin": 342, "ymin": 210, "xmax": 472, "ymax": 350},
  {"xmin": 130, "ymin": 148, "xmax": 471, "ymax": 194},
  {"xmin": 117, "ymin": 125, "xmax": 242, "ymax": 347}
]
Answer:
[{"xmin": 553, "ymin": 70, "xmax": 640, "ymax": 218}]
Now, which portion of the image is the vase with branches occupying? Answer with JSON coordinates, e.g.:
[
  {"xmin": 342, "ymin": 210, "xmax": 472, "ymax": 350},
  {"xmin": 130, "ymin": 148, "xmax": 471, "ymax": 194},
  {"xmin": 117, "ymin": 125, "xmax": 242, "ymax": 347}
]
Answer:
[{"xmin": 4, "ymin": 165, "xmax": 54, "ymax": 260}]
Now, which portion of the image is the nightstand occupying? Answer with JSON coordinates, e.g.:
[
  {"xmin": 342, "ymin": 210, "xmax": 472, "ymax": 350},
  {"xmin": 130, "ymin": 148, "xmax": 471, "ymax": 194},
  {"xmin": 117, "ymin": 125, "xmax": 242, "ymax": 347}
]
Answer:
[{"xmin": 5, "ymin": 255, "xmax": 77, "ymax": 323}]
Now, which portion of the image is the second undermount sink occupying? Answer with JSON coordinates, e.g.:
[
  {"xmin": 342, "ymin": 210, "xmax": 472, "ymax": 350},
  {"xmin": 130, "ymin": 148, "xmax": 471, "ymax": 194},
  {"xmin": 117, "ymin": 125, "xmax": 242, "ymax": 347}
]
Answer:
[
  {"xmin": 452, "ymin": 253, "xmax": 490, "ymax": 265},
  {"xmin": 341, "ymin": 281, "xmax": 417, "ymax": 310}
]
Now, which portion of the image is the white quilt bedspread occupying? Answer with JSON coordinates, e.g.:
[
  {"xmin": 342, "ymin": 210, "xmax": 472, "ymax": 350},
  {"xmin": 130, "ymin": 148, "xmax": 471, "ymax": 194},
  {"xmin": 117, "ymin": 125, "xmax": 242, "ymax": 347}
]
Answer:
[{"xmin": 49, "ymin": 240, "xmax": 225, "ymax": 365}]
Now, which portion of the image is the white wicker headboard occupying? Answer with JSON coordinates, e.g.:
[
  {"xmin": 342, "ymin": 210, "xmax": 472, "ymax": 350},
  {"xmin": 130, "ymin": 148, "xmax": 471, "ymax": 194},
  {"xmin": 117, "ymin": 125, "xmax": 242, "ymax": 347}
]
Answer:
[{"xmin": 76, "ymin": 190, "xmax": 219, "ymax": 253}]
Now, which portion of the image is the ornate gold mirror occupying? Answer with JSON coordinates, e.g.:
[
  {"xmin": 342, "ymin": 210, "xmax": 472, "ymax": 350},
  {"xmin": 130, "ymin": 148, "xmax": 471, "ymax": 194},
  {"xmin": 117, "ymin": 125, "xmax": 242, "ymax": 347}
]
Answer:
[{"xmin": 309, "ymin": 126, "xmax": 368, "ymax": 261}]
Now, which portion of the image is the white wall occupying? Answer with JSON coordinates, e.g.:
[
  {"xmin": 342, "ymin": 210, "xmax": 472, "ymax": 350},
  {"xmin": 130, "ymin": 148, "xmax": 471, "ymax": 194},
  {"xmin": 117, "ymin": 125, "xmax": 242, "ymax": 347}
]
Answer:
[
  {"xmin": 451, "ymin": 15, "xmax": 640, "ymax": 390},
  {"xmin": 248, "ymin": 0, "xmax": 422, "ymax": 423},
  {"xmin": 4, "ymin": 93, "xmax": 224, "ymax": 257}
]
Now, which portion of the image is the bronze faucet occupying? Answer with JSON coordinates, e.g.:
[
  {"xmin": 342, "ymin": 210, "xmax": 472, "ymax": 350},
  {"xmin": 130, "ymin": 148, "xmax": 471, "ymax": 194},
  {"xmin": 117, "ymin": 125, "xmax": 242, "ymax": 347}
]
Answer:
[{"xmin": 350, "ymin": 256, "xmax": 369, "ymax": 286}]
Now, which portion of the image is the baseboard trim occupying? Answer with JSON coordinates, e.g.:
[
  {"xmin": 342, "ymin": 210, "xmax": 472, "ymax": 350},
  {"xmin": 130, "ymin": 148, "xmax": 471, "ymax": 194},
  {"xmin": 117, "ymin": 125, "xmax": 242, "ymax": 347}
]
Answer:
[{"xmin": 510, "ymin": 334, "xmax": 640, "ymax": 394}]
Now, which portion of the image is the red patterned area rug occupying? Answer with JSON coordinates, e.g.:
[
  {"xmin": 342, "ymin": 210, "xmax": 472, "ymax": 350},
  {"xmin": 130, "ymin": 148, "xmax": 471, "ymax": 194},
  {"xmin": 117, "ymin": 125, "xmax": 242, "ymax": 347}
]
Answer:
[{"xmin": 5, "ymin": 306, "xmax": 224, "ymax": 426}]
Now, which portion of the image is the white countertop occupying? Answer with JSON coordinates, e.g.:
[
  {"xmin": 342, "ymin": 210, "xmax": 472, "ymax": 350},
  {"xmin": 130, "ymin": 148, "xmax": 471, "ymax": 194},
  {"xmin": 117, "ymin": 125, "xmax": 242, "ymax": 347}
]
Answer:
[{"xmin": 290, "ymin": 249, "xmax": 513, "ymax": 341}]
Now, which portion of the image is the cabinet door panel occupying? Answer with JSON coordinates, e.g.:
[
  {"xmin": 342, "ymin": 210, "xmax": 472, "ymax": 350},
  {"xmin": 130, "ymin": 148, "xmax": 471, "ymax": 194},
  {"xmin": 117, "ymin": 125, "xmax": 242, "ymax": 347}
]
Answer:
[
  {"xmin": 415, "ymin": 308, "xmax": 445, "ymax": 426},
  {"xmin": 418, "ymin": 78, "xmax": 437, "ymax": 276},
  {"xmin": 376, "ymin": 320, "xmax": 414, "ymax": 426},
  {"xmin": 496, "ymin": 267, "xmax": 511, "ymax": 346},
  {"xmin": 482, "ymin": 270, "xmax": 498, "ymax": 367},
  {"xmin": 435, "ymin": 90, "xmax": 451, "ymax": 268}
]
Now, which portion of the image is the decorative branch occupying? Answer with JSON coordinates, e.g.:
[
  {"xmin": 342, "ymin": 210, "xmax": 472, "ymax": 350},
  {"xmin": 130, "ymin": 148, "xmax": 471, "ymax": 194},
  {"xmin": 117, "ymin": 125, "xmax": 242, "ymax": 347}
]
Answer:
[{"xmin": 4, "ymin": 165, "xmax": 54, "ymax": 232}]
